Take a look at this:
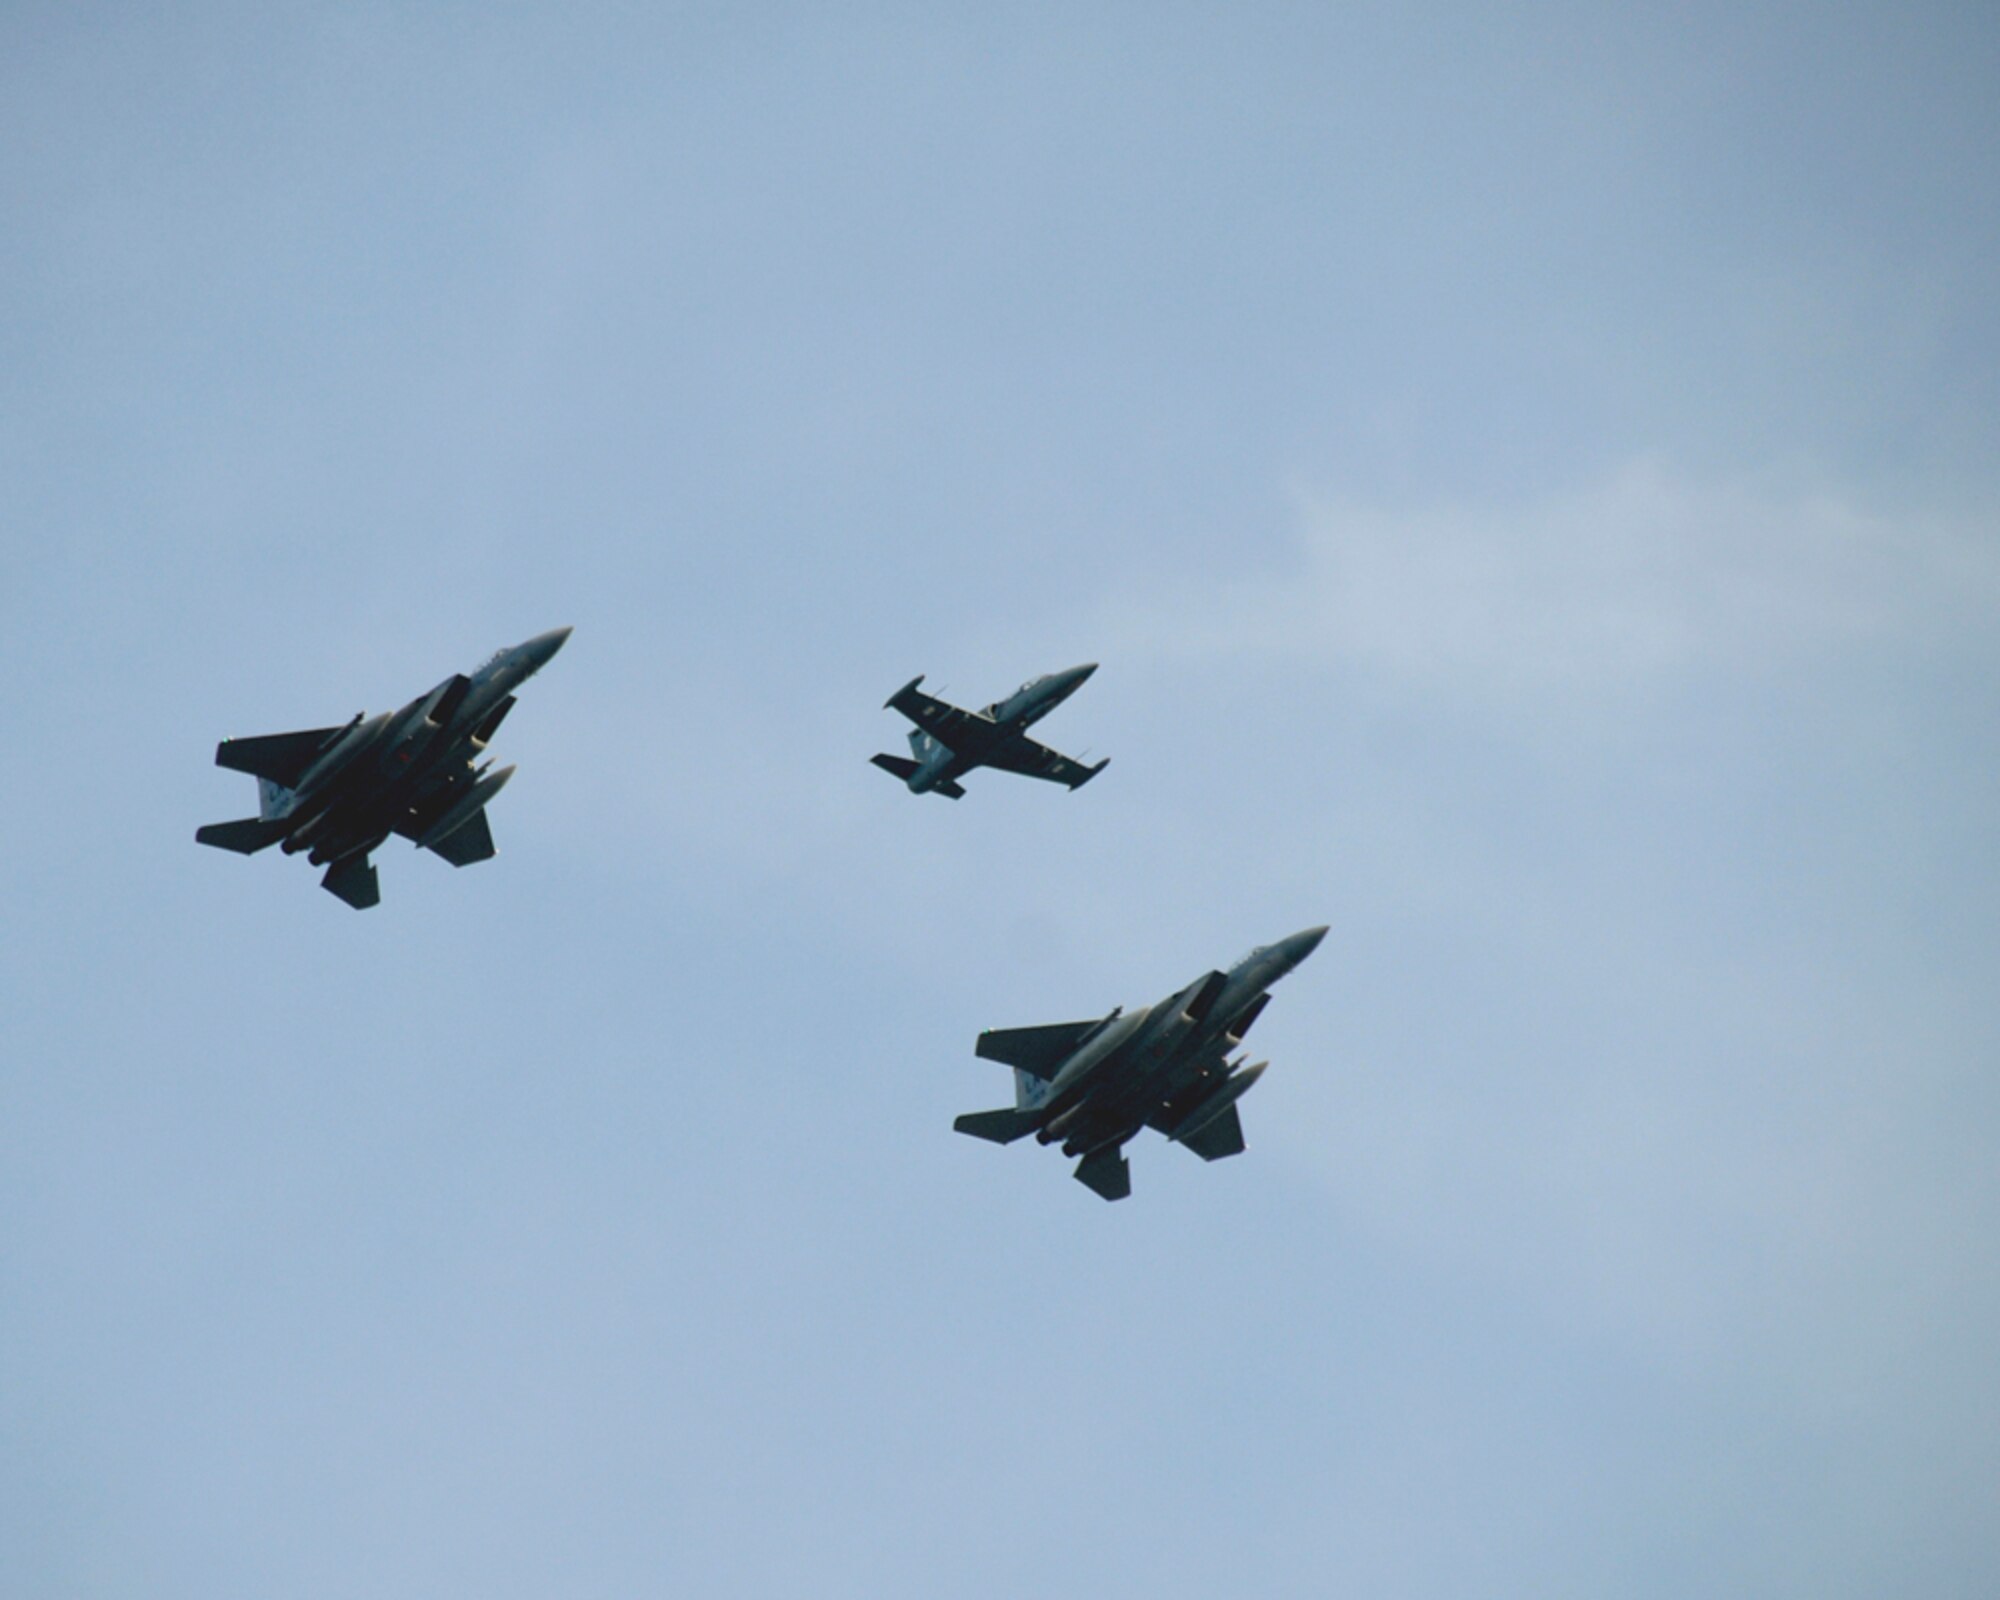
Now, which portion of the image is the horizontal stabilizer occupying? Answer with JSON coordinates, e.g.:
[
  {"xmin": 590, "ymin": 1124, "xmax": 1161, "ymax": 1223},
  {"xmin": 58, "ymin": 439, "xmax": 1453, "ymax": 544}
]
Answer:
[
  {"xmin": 321, "ymin": 855, "xmax": 379, "ymax": 910},
  {"xmin": 976, "ymin": 1019, "xmax": 1101, "ymax": 1080},
  {"xmin": 195, "ymin": 816, "xmax": 290, "ymax": 855},
  {"xmin": 870, "ymin": 753, "xmax": 964, "ymax": 798},
  {"xmin": 953, "ymin": 1107, "xmax": 1041, "ymax": 1145},
  {"xmin": 215, "ymin": 725, "xmax": 347, "ymax": 788},
  {"xmin": 425, "ymin": 807, "xmax": 495, "ymax": 867},
  {"xmin": 1074, "ymin": 1146, "xmax": 1131, "ymax": 1201},
  {"xmin": 1178, "ymin": 1102, "xmax": 1246, "ymax": 1161}
]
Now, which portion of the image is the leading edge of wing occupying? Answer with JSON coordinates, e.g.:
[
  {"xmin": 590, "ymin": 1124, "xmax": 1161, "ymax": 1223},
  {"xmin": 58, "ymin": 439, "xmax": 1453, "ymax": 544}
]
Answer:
[
  {"xmin": 215, "ymin": 725, "xmax": 348, "ymax": 788},
  {"xmin": 980, "ymin": 732, "xmax": 1109, "ymax": 788},
  {"xmin": 975, "ymin": 1019, "xmax": 1102, "ymax": 1080}
]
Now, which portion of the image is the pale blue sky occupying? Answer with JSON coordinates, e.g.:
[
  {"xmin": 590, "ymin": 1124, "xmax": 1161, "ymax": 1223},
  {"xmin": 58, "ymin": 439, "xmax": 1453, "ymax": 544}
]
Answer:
[{"xmin": 5, "ymin": 7, "xmax": 1997, "ymax": 1597}]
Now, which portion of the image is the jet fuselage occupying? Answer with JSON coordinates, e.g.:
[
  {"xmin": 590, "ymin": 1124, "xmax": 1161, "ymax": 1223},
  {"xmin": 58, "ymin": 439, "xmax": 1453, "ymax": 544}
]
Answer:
[
  {"xmin": 198, "ymin": 627, "xmax": 571, "ymax": 907},
  {"xmin": 959, "ymin": 925, "xmax": 1328, "ymax": 1198},
  {"xmin": 875, "ymin": 664, "xmax": 1106, "ymax": 798},
  {"xmin": 905, "ymin": 663, "xmax": 1097, "ymax": 794},
  {"xmin": 273, "ymin": 630, "xmax": 564, "ymax": 866}
]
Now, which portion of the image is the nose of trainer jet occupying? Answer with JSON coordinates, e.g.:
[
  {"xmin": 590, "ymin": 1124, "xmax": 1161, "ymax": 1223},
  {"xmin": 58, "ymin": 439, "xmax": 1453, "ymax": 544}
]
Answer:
[{"xmin": 1050, "ymin": 662, "xmax": 1098, "ymax": 697}]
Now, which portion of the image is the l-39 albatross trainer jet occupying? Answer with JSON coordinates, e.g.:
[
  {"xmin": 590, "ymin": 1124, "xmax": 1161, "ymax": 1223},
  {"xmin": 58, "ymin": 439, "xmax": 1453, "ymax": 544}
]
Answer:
[
  {"xmin": 196, "ymin": 627, "xmax": 572, "ymax": 909},
  {"xmin": 955, "ymin": 926, "xmax": 1328, "ymax": 1200},
  {"xmin": 872, "ymin": 663, "xmax": 1108, "ymax": 798}
]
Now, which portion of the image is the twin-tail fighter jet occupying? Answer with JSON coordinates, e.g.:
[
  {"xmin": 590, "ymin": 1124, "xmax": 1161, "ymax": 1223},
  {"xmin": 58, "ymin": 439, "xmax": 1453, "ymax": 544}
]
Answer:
[
  {"xmin": 196, "ymin": 627, "xmax": 572, "ymax": 909},
  {"xmin": 873, "ymin": 664, "xmax": 1108, "ymax": 798},
  {"xmin": 954, "ymin": 925, "xmax": 1328, "ymax": 1200}
]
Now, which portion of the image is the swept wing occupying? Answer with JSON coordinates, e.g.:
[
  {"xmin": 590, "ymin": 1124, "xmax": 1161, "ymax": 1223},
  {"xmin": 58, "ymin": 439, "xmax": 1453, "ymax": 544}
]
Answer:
[
  {"xmin": 214, "ymin": 725, "xmax": 348, "ymax": 788},
  {"xmin": 1176, "ymin": 1103, "xmax": 1246, "ymax": 1161},
  {"xmin": 975, "ymin": 1018, "xmax": 1102, "ymax": 1080},
  {"xmin": 982, "ymin": 733, "xmax": 1105, "ymax": 788},
  {"xmin": 422, "ymin": 808, "xmax": 496, "ymax": 866},
  {"xmin": 885, "ymin": 678, "xmax": 989, "ymax": 752}
]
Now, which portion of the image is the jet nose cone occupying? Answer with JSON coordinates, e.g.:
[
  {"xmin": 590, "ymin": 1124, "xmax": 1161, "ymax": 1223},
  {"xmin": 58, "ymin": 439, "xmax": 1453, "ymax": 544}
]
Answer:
[
  {"xmin": 521, "ymin": 626, "xmax": 573, "ymax": 671},
  {"xmin": 1273, "ymin": 925, "xmax": 1329, "ymax": 971},
  {"xmin": 1047, "ymin": 662, "xmax": 1098, "ymax": 698}
]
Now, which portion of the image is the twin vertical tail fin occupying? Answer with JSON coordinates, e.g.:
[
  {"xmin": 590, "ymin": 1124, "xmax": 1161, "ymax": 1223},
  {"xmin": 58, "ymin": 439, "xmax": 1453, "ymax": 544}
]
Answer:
[{"xmin": 1013, "ymin": 1067, "xmax": 1055, "ymax": 1112}]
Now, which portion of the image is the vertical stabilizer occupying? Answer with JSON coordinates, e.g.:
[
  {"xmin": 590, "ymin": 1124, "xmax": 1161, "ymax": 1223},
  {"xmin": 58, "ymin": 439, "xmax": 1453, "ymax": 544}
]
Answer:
[{"xmin": 1013, "ymin": 1067, "xmax": 1055, "ymax": 1111}]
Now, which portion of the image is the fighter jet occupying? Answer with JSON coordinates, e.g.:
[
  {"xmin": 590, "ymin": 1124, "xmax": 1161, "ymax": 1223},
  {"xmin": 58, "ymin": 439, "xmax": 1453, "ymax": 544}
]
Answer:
[
  {"xmin": 872, "ymin": 664, "xmax": 1108, "ymax": 798},
  {"xmin": 954, "ymin": 925, "xmax": 1327, "ymax": 1200},
  {"xmin": 196, "ymin": 627, "xmax": 572, "ymax": 908}
]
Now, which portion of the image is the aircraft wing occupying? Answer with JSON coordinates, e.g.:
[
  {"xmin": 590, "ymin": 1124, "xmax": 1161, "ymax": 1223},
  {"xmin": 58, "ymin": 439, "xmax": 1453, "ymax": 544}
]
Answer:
[
  {"xmin": 976, "ymin": 1018, "xmax": 1103, "ymax": 1080},
  {"xmin": 885, "ymin": 678, "xmax": 987, "ymax": 752},
  {"xmin": 215, "ymin": 725, "xmax": 347, "ymax": 788},
  {"xmin": 982, "ymin": 732, "xmax": 1105, "ymax": 788},
  {"xmin": 1146, "ymin": 1046, "xmax": 1232, "ymax": 1132},
  {"xmin": 1177, "ymin": 1103, "xmax": 1246, "ymax": 1161},
  {"xmin": 423, "ymin": 808, "xmax": 496, "ymax": 866},
  {"xmin": 394, "ymin": 776, "xmax": 500, "ymax": 866}
]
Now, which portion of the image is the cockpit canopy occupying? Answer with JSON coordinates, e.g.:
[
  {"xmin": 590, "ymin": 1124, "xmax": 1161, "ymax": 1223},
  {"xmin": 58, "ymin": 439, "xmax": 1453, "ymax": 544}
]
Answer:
[{"xmin": 976, "ymin": 676, "xmax": 1050, "ymax": 720}]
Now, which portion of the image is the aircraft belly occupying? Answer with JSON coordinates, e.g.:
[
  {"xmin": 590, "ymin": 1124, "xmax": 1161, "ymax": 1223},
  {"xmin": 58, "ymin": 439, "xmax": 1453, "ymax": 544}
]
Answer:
[{"xmin": 199, "ymin": 627, "xmax": 569, "ymax": 906}]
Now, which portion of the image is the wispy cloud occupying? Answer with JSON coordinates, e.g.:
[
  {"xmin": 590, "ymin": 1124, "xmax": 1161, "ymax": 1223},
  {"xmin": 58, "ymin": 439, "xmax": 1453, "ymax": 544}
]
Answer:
[{"xmin": 1109, "ymin": 460, "xmax": 2000, "ymax": 693}]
